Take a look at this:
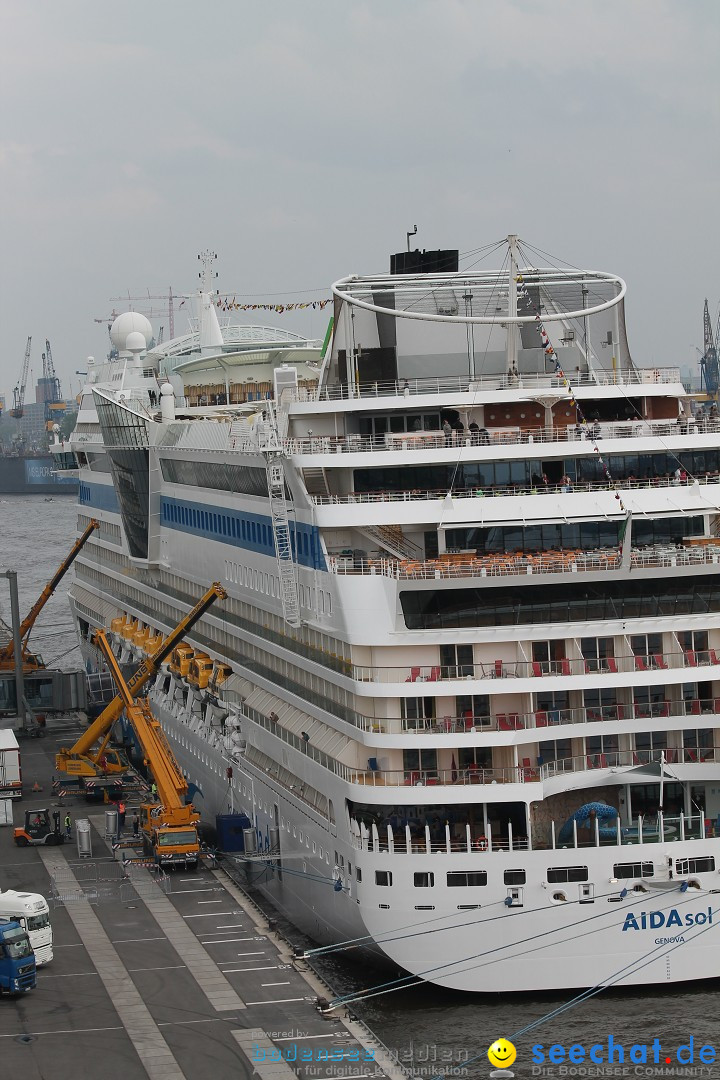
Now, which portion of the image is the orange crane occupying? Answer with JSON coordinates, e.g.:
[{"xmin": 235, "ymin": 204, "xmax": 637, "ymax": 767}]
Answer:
[
  {"xmin": 55, "ymin": 582, "xmax": 227, "ymax": 780},
  {"xmin": 10, "ymin": 337, "xmax": 32, "ymax": 419},
  {"xmin": 0, "ymin": 518, "xmax": 100, "ymax": 672},
  {"xmin": 94, "ymin": 630, "xmax": 201, "ymax": 869}
]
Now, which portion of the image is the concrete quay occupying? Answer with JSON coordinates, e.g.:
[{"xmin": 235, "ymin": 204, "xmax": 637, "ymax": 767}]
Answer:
[{"xmin": 0, "ymin": 720, "xmax": 405, "ymax": 1080}]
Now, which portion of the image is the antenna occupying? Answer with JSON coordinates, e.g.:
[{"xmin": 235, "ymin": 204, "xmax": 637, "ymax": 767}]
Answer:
[{"xmin": 406, "ymin": 225, "xmax": 417, "ymax": 252}]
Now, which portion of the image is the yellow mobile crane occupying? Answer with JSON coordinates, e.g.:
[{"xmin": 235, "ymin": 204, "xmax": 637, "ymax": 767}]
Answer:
[
  {"xmin": 55, "ymin": 582, "xmax": 227, "ymax": 782},
  {"xmin": 0, "ymin": 518, "xmax": 99, "ymax": 672},
  {"xmin": 94, "ymin": 631, "xmax": 201, "ymax": 869}
]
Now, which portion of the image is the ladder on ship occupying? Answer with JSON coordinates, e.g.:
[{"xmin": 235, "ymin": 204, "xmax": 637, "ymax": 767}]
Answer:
[
  {"xmin": 266, "ymin": 454, "xmax": 301, "ymax": 628},
  {"xmin": 357, "ymin": 524, "xmax": 421, "ymax": 561}
]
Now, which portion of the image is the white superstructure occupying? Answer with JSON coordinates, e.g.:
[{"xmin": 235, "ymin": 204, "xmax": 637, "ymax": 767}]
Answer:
[{"xmin": 55, "ymin": 240, "xmax": 720, "ymax": 992}]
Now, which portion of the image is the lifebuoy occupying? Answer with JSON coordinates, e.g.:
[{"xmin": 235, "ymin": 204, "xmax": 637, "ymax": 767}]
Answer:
[{"xmin": 475, "ymin": 836, "xmax": 488, "ymax": 852}]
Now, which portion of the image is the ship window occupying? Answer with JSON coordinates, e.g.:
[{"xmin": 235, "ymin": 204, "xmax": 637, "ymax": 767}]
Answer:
[
  {"xmin": 447, "ymin": 871, "xmax": 487, "ymax": 887},
  {"xmin": 414, "ymin": 872, "xmax": 434, "ymax": 888},
  {"xmin": 356, "ymin": 867, "xmax": 362, "ymax": 881},
  {"xmin": 375, "ymin": 871, "xmax": 392, "ymax": 886},
  {"xmin": 379, "ymin": 903, "xmax": 390, "ymax": 909},
  {"xmin": 614, "ymin": 863, "xmax": 653, "ymax": 880},
  {"xmin": 400, "ymin": 573, "xmax": 718, "ymax": 630},
  {"xmin": 547, "ymin": 866, "xmax": 588, "ymax": 883},
  {"xmin": 457, "ymin": 904, "xmax": 481, "ymax": 910},
  {"xmin": 676, "ymin": 857, "xmax": 715, "ymax": 875},
  {"xmin": 415, "ymin": 905, "xmax": 435, "ymax": 911},
  {"xmin": 504, "ymin": 869, "xmax": 526, "ymax": 885}
]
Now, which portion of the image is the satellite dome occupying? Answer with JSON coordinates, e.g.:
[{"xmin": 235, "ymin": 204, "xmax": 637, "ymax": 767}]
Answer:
[
  {"xmin": 125, "ymin": 331, "xmax": 147, "ymax": 353},
  {"xmin": 160, "ymin": 382, "xmax": 174, "ymax": 396},
  {"xmin": 110, "ymin": 312, "xmax": 153, "ymax": 351}
]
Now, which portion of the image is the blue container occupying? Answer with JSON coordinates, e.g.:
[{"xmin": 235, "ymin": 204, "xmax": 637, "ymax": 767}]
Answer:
[{"xmin": 216, "ymin": 813, "xmax": 252, "ymax": 852}]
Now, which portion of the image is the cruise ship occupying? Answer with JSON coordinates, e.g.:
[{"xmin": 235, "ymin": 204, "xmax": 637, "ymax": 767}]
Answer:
[{"xmin": 55, "ymin": 240, "xmax": 720, "ymax": 993}]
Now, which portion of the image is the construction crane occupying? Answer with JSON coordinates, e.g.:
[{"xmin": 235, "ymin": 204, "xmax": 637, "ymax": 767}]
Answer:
[
  {"xmin": 55, "ymin": 582, "xmax": 227, "ymax": 780},
  {"xmin": 94, "ymin": 631, "xmax": 201, "ymax": 868},
  {"xmin": 108, "ymin": 288, "xmax": 179, "ymax": 340},
  {"xmin": 41, "ymin": 339, "xmax": 62, "ymax": 404},
  {"xmin": 10, "ymin": 337, "xmax": 31, "ymax": 419},
  {"xmin": 700, "ymin": 300, "xmax": 719, "ymax": 398},
  {"xmin": 0, "ymin": 519, "xmax": 100, "ymax": 673}
]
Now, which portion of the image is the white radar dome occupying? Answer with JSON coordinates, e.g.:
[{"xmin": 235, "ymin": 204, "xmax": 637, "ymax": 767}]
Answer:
[
  {"xmin": 110, "ymin": 312, "xmax": 153, "ymax": 351},
  {"xmin": 125, "ymin": 331, "xmax": 147, "ymax": 353}
]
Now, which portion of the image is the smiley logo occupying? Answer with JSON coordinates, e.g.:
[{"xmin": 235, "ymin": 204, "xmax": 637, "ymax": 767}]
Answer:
[{"xmin": 488, "ymin": 1038, "xmax": 517, "ymax": 1068}]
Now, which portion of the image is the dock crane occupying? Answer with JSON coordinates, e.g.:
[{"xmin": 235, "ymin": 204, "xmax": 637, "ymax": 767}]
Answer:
[
  {"xmin": 10, "ymin": 337, "xmax": 31, "ymax": 419},
  {"xmin": 94, "ymin": 630, "xmax": 201, "ymax": 869},
  {"xmin": 55, "ymin": 582, "xmax": 227, "ymax": 781},
  {"xmin": 41, "ymin": 339, "xmax": 62, "ymax": 405},
  {"xmin": 0, "ymin": 519, "xmax": 100, "ymax": 673},
  {"xmin": 700, "ymin": 300, "xmax": 720, "ymax": 399}
]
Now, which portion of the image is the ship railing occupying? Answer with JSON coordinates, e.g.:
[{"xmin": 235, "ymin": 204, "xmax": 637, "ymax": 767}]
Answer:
[
  {"xmin": 347, "ymin": 765, "xmax": 536, "ymax": 787},
  {"xmin": 391, "ymin": 699, "xmax": 720, "ymax": 734},
  {"xmin": 350, "ymin": 812, "xmax": 709, "ymax": 856},
  {"xmin": 327, "ymin": 543, "xmax": 720, "ymax": 580},
  {"xmin": 285, "ymin": 416, "xmax": 710, "ymax": 456},
  {"xmin": 346, "ymin": 650, "xmax": 720, "ymax": 685},
  {"xmin": 542, "ymin": 748, "xmax": 720, "ymax": 781},
  {"xmin": 313, "ymin": 470, "xmax": 720, "ymax": 506},
  {"xmin": 309, "ymin": 368, "xmax": 682, "ymax": 402}
]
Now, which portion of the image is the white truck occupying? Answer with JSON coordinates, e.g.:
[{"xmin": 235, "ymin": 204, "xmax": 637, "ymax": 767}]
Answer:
[
  {"xmin": 0, "ymin": 730, "xmax": 21, "ymax": 799},
  {"xmin": 0, "ymin": 890, "xmax": 53, "ymax": 964}
]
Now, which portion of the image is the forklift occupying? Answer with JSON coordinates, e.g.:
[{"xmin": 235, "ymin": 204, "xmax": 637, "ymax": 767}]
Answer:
[{"xmin": 14, "ymin": 808, "xmax": 65, "ymax": 847}]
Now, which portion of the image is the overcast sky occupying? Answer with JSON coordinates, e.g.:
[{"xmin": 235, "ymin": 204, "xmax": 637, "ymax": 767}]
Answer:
[{"xmin": 1, "ymin": 0, "xmax": 718, "ymax": 402}]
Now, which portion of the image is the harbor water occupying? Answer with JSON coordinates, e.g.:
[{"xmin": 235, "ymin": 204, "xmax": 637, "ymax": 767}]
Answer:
[{"xmin": 3, "ymin": 493, "xmax": 719, "ymax": 1078}]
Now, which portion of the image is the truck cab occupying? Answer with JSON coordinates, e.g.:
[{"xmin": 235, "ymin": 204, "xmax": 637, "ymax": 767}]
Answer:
[
  {"xmin": 0, "ymin": 920, "xmax": 36, "ymax": 994},
  {"xmin": 0, "ymin": 890, "xmax": 53, "ymax": 964},
  {"xmin": 141, "ymin": 806, "xmax": 200, "ymax": 870}
]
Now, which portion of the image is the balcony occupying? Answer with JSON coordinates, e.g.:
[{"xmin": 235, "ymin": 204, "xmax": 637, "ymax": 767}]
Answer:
[
  {"xmin": 348, "ymin": 650, "xmax": 720, "ymax": 685},
  {"xmin": 350, "ymin": 811, "xmax": 709, "ymax": 856},
  {"xmin": 349, "ymin": 765, "xmax": 534, "ymax": 787},
  {"xmin": 315, "ymin": 470, "xmax": 720, "ymax": 507},
  {"xmin": 542, "ymin": 747, "xmax": 719, "ymax": 780},
  {"xmin": 395, "ymin": 699, "xmax": 720, "ymax": 735},
  {"xmin": 288, "ymin": 415, "xmax": 711, "ymax": 456},
  {"xmin": 306, "ymin": 367, "xmax": 683, "ymax": 403}
]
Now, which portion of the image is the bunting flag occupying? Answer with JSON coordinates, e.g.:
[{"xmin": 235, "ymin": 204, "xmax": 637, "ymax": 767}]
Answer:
[
  {"xmin": 515, "ymin": 275, "xmax": 627, "ymax": 514},
  {"xmin": 215, "ymin": 297, "xmax": 332, "ymax": 313}
]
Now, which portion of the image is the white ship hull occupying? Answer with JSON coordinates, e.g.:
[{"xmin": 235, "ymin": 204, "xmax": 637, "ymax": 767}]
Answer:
[{"xmin": 59, "ymin": 243, "xmax": 720, "ymax": 992}]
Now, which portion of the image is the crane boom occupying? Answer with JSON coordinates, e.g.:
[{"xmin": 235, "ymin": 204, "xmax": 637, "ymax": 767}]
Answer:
[
  {"xmin": 41, "ymin": 339, "xmax": 61, "ymax": 403},
  {"xmin": 10, "ymin": 337, "xmax": 31, "ymax": 419},
  {"xmin": 95, "ymin": 631, "xmax": 194, "ymax": 818},
  {"xmin": 55, "ymin": 581, "xmax": 227, "ymax": 772},
  {"xmin": 0, "ymin": 518, "xmax": 100, "ymax": 669}
]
